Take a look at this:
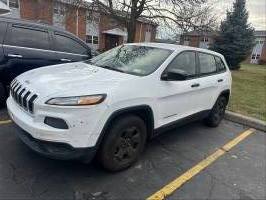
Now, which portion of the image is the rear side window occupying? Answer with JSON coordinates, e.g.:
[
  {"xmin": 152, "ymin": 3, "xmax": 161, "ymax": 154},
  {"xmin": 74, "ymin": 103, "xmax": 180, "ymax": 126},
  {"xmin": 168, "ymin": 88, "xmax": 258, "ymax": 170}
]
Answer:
[
  {"xmin": 198, "ymin": 53, "xmax": 217, "ymax": 74},
  {"xmin": 167, "ymin": 51, "xmax": 197, "ymax": 77},
  {"xmin": 215, "ymin": 56, "xmax": 226, "ymax": 72},
  {"xmin": 54, "ymin": 33, "xmax": 88, "ymax": 55},
  {"xmin": 6, "ymin": 26, "xmax": 50, "ymax": 50}
]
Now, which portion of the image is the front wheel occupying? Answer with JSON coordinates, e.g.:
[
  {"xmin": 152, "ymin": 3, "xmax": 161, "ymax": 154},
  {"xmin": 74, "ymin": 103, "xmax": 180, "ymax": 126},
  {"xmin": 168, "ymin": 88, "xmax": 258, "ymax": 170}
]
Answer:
[
  {"xmin": 204, "ymin": 96, "xmax": 227, "ymax": 127},
  {"xmin": 97, "ymin": 115, "xmax": 147, "ymax": 172}
]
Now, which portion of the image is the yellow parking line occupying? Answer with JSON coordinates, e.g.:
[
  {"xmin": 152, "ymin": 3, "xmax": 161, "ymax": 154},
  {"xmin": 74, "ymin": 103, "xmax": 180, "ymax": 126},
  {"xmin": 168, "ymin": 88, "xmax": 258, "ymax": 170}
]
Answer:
[
  {"xmin": 0, "ymin": 120, "xmax": 12, "ymax": 125},
  {"xmin": 147, "ymin": 128, "xmax": 256, "ymax": 200}
]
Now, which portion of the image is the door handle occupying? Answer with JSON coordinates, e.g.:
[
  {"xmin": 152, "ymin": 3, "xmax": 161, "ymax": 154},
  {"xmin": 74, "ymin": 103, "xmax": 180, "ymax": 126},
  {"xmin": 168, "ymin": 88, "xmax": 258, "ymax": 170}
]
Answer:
[
  {"xmin": 191, "ymin": 83, "xmax": 200, "ymax": 88},
  {"xmin": 60, "ymin": 58, "xmax": 72, "ymax": 62},
  {"xmin": 218, "ymin": 79, "xmax": 224, "ymax": 82},
  {"xmin": 7, "ymin": 54, "xmax": 23, "ymax": 58}
]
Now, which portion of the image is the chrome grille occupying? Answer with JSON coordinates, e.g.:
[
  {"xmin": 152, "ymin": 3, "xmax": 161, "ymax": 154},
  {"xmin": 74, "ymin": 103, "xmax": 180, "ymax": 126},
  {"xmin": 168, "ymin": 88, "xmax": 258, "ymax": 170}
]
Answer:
[{"xmin": 10, "ymin": 80, "xmax": 38, "ymax": 113}]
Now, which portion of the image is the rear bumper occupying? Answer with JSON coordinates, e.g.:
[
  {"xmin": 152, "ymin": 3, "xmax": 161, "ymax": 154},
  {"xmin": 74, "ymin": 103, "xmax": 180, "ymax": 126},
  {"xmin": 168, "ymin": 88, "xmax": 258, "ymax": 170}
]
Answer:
[{"xmin": 15, "ymin": 125, "xmax": 96, "ymax": 162}]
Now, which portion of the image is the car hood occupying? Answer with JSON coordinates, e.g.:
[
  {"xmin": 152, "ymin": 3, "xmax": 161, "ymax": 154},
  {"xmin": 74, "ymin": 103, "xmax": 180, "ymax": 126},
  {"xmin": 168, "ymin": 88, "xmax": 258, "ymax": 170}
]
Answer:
[{"xmin": 16, "ymin": 62, "xmax": 137, "ymax": 98}]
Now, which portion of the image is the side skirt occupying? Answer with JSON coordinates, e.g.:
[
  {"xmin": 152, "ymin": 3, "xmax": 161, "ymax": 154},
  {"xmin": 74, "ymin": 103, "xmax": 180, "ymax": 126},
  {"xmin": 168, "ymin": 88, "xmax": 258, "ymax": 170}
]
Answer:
[{"xmin": 153, "ymin": 110, "xmax": 211, "ymax": 137}]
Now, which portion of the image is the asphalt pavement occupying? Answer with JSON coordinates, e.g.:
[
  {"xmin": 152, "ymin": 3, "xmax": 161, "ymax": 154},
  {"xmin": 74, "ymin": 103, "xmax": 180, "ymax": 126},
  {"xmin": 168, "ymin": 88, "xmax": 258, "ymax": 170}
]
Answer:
[{"xmin": 0, "ymin": 108, "xmax": 265, "ymax": 200}]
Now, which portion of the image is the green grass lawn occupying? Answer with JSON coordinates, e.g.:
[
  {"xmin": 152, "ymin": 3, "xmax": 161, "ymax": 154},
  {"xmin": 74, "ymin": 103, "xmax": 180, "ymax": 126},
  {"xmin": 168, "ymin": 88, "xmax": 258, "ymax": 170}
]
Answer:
[{"xmin": 228, "ymin": 63, "xmax": 266, "ymax": 121}]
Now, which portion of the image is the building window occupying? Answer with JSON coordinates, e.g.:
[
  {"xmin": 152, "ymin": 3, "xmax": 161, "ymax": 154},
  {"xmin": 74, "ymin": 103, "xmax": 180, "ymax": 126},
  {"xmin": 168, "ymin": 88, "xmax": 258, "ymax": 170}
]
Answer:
[
  {"xmin": 93, "ymin": 36, "xmax": 98, "ymax": 44},
  {"xmin": 146, "ymin": 25, "xmax": 151, "ymax": 32},
  {"xmin": 184, "ymin": 37, "xmax": 190, "ymax": 41},
  {"xmin": 86, "ymin": 12, "xmax": 100, "ymax": 23},
  {"xmin": 86, "ymin": 35, "xmax": 98, "ymax": 45},
  {"xmin": 53, "ymin": 1, "xmax": 66, "ymax": 29},
  {"xmin": 1, "ymin": 0, "xmax": 19, "ymax": 8},
  {"xmin": 201, "ymin": 37, "xmax": 209, "ymax": 42},
  {"xmin": 86, "ymin": 35, "xmax": 92, "ymax": 44},
  {"xmin": 9, "ymin": 0, "xmax": 18, "ymax": 8},
  {"xmin": 53, "ymin": 2, "xmax": 65, "ymax": 16}
]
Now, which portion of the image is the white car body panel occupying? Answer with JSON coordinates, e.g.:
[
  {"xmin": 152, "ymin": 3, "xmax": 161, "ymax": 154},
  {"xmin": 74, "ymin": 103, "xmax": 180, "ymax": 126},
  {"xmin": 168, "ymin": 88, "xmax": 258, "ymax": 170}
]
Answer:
[{"xmin": 7, "ymin": 43, "xmax": 232, "ymax": 149}]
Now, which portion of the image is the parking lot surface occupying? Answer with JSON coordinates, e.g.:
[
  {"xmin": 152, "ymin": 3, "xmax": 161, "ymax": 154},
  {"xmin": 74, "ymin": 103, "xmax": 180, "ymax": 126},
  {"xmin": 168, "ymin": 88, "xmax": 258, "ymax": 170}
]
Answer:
[{"xmin": 0, "ymin": 108, "xmax": 265, "ymax": 200}]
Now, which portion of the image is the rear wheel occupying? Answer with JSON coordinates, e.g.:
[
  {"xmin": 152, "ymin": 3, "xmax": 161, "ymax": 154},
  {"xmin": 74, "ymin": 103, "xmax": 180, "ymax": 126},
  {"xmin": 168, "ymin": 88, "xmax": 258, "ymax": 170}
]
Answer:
[
  {"xmin": 98, "ymin": 115, "xmax": 147, "ymax": 171},
  {"xmin": 204, "ymin": 96, "xmax": 227, "ymax": 127},
  {"xmin": 0, "ymin": 83, "xmax": 6, "ymax": 107}
]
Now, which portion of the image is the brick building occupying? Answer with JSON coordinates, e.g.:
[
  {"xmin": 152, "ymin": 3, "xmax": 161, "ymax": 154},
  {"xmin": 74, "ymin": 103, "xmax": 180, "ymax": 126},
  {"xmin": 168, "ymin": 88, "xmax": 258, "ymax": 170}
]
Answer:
[
  {"xmin": 179, "ymin": 30, "xmax": 216, "ymax": 49},
  {"xmin": 1, "ymin": 0, "xmax": 157, "ymax": 51}
]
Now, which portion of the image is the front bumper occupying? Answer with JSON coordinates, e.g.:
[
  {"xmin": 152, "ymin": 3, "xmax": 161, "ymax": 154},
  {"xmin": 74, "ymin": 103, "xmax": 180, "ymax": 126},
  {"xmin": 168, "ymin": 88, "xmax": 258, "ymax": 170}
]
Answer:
[
  {"xmin": 15, "ymin": 125, "xmax": 96, "ymax": 162},
  {"xmin": 7, "ymin": 96, "xmax": 108, "ymax": 148}
]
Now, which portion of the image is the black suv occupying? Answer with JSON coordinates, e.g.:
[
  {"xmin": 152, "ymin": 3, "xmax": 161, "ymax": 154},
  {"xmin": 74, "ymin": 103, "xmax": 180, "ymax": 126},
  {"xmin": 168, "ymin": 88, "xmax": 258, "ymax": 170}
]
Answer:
[{"xmin": 0, "ymin": 17, "xmax": 92, "ymax": 105}]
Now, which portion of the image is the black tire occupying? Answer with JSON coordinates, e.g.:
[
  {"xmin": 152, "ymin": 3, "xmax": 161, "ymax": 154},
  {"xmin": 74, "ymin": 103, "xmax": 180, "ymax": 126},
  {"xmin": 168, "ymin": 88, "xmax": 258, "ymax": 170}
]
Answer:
[
  {"xmin": 204, "ymin": 96, "xmax": 227, "ymax": 127},
  {"xmin": 0, "ymin": 83, "xmax": 6, "ymax": 107},
  {"xmin": 98, "ymin": 115, "xmax": 147, "ymax": 172}
]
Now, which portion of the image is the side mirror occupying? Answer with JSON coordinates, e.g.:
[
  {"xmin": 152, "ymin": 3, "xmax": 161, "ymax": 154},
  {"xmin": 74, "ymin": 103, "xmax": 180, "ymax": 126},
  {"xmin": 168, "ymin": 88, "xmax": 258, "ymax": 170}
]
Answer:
[{"xmin": 161, "ymin": 70, "xmax": 188, "ymax": 81}]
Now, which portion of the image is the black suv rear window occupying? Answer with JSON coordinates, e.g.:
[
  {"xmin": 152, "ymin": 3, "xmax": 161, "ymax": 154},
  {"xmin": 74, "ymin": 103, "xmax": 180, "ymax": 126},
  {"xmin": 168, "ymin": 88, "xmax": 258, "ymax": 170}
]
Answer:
[
  {"xmin": 6, "ymin": 25, "xmax": 50, "ymax": 50},
  {"xmin": 54, "ymin": 33, "xmax": 88, "ymax": 55}
]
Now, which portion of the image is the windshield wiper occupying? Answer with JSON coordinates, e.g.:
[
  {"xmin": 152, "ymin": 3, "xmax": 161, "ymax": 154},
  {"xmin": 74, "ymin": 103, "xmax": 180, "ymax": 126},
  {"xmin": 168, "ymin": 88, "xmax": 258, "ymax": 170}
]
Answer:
[{"xmin": 99, "ymin": 65, "xmax": 126, "ymax": 73}]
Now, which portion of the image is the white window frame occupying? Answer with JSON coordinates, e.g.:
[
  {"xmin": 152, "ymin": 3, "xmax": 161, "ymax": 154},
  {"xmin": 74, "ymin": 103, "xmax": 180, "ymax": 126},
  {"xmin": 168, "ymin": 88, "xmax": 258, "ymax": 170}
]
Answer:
[{"xmin": 86, "ymin": 35, "xmax": 99, "ymax": 45}]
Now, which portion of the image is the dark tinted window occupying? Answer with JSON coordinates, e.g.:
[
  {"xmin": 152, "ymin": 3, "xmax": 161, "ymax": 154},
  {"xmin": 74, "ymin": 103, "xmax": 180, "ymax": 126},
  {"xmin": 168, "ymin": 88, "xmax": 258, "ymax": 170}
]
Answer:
[
  {"xmin": 54, "ymin": 33, "xmax": 88, "ymax": 55},
  {"xmin": 215, "ymin": 56, "xmax": 226, "ymax": 72},
  {"xmin": 167, "ymin": 51, "xmax": 196, "ymax": 77},
  {"xmin": 198, "ymin": 53, "xmax": 217, "ymax": 74},
  {"xmin": 0, "ymin": 22, "xmax": 7, "ymax": 43},
  {"xmin": 7, "ymin": 26, "xmax": 50, "ymax": 49}
]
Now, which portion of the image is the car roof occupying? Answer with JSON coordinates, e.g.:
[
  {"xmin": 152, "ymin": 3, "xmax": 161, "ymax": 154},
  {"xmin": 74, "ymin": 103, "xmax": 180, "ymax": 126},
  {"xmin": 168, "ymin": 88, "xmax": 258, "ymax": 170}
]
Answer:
[
  {"xmin": 0, "ymin": 16, "xmax": 90, "ymax": 48},
  {"xmin": 126, "ymin": 42, "xmax": 224, "ymax": 57},
  {"xmin": 0, "ymin": 16, "xmax": 64, "ymax": 31}
]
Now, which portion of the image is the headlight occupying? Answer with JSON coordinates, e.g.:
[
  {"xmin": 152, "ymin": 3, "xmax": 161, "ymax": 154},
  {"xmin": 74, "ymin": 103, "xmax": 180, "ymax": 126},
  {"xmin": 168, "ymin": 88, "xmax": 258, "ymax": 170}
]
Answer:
[{"xmin": 46, "ymin": 94, "xmax": 106, "ymax": 106}]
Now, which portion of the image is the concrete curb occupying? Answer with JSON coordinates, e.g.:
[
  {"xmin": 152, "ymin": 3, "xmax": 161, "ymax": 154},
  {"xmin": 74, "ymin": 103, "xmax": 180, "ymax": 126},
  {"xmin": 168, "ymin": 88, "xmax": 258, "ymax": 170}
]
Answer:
[{"xmin": 225, "ymin": 110, "xmax": 266, "ymax": 132}]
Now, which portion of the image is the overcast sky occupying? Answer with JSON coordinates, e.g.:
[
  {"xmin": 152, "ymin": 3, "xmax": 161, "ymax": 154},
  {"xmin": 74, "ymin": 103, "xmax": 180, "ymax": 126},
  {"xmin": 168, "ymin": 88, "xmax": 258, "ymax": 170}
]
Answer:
[{"xmin": 214, "ymin": 0, "xmax": 266, "ymax": 30}]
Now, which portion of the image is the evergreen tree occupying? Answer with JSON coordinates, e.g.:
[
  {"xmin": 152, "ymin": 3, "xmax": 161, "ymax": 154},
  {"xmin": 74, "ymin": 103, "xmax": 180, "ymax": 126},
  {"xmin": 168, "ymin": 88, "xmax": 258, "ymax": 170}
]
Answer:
[{"xmin": 211, "ymin": 0, "xmax": 254, "ymax": 70}]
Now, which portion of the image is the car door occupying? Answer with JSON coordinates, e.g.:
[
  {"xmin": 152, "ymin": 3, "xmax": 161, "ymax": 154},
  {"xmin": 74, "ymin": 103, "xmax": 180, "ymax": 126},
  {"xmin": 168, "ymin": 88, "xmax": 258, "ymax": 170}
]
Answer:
[
  {"xmin": 52, "ymin": 32, "xmax": 91, "ymax": 63},
  {"xmin": 2, "ymin": 23, "xmax": 58, "ymax": 84},
  {"xmin": 157, "ymin": 51, "xmax": 202, "ymax": 126},
  {"xmin": 195, "ymin": 52, "xmax": 220, "ymax": 111}
]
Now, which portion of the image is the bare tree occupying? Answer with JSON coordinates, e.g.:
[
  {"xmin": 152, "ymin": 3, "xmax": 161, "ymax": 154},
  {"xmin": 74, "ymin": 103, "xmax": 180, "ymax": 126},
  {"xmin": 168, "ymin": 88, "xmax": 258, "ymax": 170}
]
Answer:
[{"xmin": 69, "ymin": 0, "xmax": 216, "ymax": 42}]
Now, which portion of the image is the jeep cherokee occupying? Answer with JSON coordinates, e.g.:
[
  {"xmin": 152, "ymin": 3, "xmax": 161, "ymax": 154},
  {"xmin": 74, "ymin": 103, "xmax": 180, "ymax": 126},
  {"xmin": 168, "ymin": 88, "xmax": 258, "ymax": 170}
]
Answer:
[{"xmin": 7, "ymin": 43, "xmax": 231, "ymax": 171}]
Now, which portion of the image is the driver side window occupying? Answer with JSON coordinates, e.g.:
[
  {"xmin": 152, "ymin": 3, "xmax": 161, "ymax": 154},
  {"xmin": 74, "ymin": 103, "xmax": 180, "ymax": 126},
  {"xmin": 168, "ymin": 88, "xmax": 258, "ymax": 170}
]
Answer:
[{"xmin": 167, "ymin": 51, "xmax": 197, "ymax": 77}]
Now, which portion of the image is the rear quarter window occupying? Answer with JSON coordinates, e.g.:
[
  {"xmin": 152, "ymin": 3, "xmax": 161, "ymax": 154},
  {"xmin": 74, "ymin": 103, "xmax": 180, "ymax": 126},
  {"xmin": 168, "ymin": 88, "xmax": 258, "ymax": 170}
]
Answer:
[
  {"xmin": 6, "ymin": 25, "xmax": 50, "ymax": 50},
  {"xmin": 215, "ymin": 56, "xmax": 227, "ymax": 72}
]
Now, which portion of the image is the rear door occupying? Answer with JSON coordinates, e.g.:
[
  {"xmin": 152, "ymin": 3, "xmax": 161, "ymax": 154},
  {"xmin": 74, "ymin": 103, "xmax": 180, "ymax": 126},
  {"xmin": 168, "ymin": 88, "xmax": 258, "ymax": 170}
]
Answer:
[
  {"xmin": 196, "ymin": 52, "xmax": 220, "ymax": 110},
  {"xmin": 52, "ymin": 32, "xmax": 90, "ymax": 63},
  {"xmin": 3, "ymin": 23, "xmax": 58, "ymax": 83}
]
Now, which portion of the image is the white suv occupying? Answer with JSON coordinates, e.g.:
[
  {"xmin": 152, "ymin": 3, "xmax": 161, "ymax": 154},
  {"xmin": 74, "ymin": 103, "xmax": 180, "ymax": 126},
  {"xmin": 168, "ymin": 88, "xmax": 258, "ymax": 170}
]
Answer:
[{"xmin": 7, "ymin": 43, "xmax": 231, "ymax": 171}]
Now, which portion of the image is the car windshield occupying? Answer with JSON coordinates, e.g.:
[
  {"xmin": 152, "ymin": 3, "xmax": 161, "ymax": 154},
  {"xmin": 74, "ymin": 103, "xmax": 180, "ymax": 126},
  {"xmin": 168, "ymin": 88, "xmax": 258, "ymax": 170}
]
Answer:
[{"xmin": 86, "ymin": 45, "xmax": 173, "ymax": 76}]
